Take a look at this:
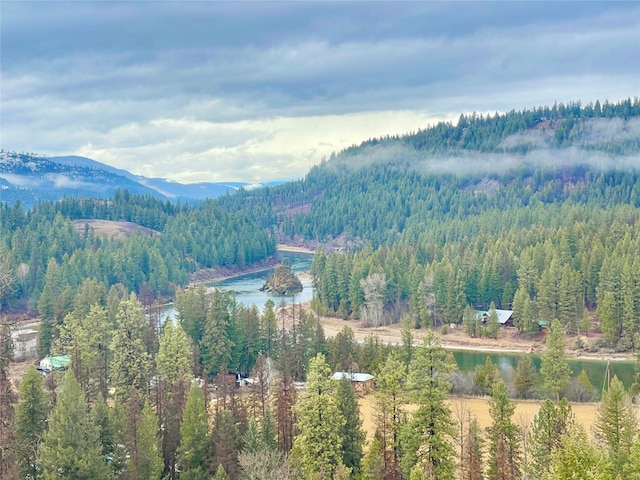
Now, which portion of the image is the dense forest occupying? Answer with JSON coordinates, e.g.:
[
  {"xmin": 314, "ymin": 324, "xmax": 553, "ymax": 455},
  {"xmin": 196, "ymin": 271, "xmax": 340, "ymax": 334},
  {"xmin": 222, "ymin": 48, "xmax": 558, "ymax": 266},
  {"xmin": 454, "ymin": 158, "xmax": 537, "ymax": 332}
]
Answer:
[{"xmin": 1, "ymin": 98, "xmax": 640, "ymax": 479}]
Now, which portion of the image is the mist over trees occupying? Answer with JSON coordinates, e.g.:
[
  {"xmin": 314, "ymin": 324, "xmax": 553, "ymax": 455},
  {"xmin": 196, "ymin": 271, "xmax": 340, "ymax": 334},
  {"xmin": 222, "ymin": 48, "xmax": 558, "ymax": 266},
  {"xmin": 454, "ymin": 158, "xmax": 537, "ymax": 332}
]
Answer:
[{"xmin": 1, "ymin": 98, "xmax": 640, "ymax": 478}]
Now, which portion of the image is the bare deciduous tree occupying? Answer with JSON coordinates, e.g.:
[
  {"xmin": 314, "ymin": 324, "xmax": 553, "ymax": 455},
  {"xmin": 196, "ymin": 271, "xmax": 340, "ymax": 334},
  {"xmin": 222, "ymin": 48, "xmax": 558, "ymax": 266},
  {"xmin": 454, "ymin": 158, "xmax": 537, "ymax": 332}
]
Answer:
[{"xmin": 360, "ymin": 272, "xmax": 386, "ymax": 327}]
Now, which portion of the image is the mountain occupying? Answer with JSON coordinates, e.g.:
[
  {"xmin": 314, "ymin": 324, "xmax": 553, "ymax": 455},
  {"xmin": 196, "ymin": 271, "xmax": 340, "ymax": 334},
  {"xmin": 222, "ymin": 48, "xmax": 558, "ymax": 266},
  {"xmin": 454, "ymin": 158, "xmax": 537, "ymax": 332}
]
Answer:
[
  {"xmin": 0, "ymin": 151, "xmax": 281, "ymax": 207},
  {"xmin": 216, "ymin": 98, "xmax": 640, "ymax": 247}
]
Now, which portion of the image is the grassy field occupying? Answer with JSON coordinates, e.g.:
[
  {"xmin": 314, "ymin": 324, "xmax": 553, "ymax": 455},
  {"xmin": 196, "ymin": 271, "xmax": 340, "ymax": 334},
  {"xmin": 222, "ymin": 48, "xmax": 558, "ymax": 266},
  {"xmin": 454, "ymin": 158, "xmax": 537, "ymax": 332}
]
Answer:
[{"xmin": 358, "ymin": 394, "xmax": 600, "ymax": 444}]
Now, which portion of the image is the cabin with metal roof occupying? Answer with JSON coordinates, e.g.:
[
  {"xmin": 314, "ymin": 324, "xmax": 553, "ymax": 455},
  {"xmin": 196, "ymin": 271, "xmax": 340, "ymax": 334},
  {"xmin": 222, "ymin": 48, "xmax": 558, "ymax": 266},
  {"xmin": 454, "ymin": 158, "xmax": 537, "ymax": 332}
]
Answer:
[
  {"xmin": 475, "ymin": 309, "xmax": 514, "ymax": 327},
  {"xmin": 38, "ymin": 355, "xmax": 71, "ymax": 373},
  {"xmin": 332, "ymin": 372, "xmax": 375, "ymax": 394}
]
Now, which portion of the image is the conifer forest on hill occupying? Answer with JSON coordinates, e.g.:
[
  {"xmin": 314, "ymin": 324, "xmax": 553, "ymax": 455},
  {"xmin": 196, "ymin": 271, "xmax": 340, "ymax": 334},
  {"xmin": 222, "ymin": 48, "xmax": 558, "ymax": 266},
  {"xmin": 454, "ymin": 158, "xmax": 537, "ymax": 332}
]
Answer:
[{"xmin": 1, "ymin": 98, "xmax": 640, "ymax": 479}]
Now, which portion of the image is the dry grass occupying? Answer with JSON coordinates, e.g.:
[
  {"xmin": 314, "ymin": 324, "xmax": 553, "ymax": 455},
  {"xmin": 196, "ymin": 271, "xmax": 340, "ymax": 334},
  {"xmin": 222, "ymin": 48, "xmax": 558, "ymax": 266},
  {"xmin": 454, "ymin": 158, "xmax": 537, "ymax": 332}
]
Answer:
[
  {"xmin": 358, "ymin": 394, "xmax": 600, "ymax": 444},
  {"xmin": 73, "ymin": 219, "xmax": 159, "ymax": 240}
]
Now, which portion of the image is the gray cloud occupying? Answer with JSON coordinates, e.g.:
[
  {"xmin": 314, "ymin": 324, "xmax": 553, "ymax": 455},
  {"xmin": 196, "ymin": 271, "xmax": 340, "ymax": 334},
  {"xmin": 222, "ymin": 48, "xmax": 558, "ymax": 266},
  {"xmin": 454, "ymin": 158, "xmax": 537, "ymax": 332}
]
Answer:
[{"xmin": 1, "ymin": 2, "xmax": 638, "ymax": 182}]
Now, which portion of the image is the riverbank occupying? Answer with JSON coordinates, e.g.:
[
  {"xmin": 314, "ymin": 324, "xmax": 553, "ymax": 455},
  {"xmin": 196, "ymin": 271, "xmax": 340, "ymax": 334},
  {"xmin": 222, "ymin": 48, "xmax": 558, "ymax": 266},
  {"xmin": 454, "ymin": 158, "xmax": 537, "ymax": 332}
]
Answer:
[
  {"xmin": 295, "ymin": 301, "xmax": 635, "ymax": 362},
  {"xmin": 189, "ymin": 243, "xmax": 314, "ymax": 287}
]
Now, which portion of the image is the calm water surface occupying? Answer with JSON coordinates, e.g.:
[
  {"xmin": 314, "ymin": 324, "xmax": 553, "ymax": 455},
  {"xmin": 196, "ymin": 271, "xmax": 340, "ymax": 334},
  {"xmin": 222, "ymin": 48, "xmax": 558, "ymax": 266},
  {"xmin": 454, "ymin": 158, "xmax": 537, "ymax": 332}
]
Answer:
[{"xmin": 159, "ymin": 250, "xmax": 635, "ymax": 388}]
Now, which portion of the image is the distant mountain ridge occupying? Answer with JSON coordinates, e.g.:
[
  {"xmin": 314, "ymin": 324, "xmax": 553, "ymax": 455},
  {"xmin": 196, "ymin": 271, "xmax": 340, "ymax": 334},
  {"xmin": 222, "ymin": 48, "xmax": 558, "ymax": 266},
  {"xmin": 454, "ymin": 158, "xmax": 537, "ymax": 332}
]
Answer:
[{"xmin": 0, "ymin": 151, "xmax": 280, "ymax": 207}]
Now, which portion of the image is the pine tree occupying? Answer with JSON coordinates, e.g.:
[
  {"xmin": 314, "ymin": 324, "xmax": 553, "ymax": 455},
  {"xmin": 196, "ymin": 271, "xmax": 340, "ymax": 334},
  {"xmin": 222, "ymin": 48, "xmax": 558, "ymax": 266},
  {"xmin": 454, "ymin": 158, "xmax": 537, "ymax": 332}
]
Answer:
[
  {"xmin": 592, "ymin": 375, "xmax": 638, "ymax": 476},
  {"xmin": 211, "ymin": 410, "xmax": 242, "ymax": 480},
  {"xmin": 335, "ymin": 376, "xmax": 365, "ymax": 475},
  {"xmin": 177, "ymin": 384, "xmax": 209, "ymax": 478},
  {"xmin": 461, "ymin": 415, "xmax": 483, "ymax": 480},
  {"xmin": 56, "ymin": 304, "xmax": 112, "ymax": 401},
  {"xmin": 486, "ymin": 379, "xmax": 522, "ymax": 480},
  {"xmin": 540, "ymin": 319, "xmax": 572, "ymax": 401},
  {"xmin": 486, "ymin": 302, "xmax": 500, "ymax": 339},
  {"xmin": 462, "ymin": 305, "xmax": 478, "ymax": 338},
  {"xmin": 514, "ymin": 353, "xmax": 538, "ymax": 399},
  {"xmin": 155, "ymin": 322, "xmax": 192, "ymax": 477},
  {"xmin": 156, "ymin": 322, "xmax": 191, "ymax": 385},
  {"xmin": 291, "ymin": 353, "xmax": 345, "ymax": 478},
  {"xmin": 622, "ymin": 434, "xmax": 640, "ymax": 479},
  {"xmin": 13, "ymin": 365, "xmax": 50, "ymax": 479},
  {"xmin": 201, "ymin": 289, "xmax": 233, "ymax": 375},
  {"xmin": 474, "ymin": 356, "xmax": 500, "ymax": 396},
  {"xmin": 124, "ymin": 394, "xmax": 163, "ymax": 480},
  {"xmin": 260, "ymin": 409, "xmax": 278, "ymax": 451},
  {"xmin": 374, "ymin": 351, "xmax": 406, "ymax": 479},
  {"xmin": 0, "ymin": 327, "xmax": 17, "ymax": 480},
  {"xmin": 401, "ymin": 330, "xmax": 456, "ymax": 480},
  {"xmin": 214, "ymin": 463, "xmax": 230, "ymax": 480},
  {"xmin": 361, "ymin": 432, "xmax": 385, "ymax": 480},
  {"xmin": 242, "ymin": 416, "xmax": 263, "ymax": 454},
  {"xmin": 111, "ymin": 293, "xmax": 151, "ymax": 403},
  {"xmin": 39, "ymin": 371, "xmax": 112, "ymax": 479},
  {"xmin": 545, "ymin": 424, "xmax": 612, "ymax": 480},
  {"xmin": 529, "ymin": 398, "xmax": 574, "ymax": 478}
]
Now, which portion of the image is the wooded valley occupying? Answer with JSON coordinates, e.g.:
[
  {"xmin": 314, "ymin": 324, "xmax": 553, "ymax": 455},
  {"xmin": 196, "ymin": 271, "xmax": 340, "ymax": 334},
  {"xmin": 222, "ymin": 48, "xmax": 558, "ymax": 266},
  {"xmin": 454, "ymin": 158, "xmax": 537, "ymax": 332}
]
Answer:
[{"xmin": 1, "ymin": 98, "xmax": 639, "ymax": 479}]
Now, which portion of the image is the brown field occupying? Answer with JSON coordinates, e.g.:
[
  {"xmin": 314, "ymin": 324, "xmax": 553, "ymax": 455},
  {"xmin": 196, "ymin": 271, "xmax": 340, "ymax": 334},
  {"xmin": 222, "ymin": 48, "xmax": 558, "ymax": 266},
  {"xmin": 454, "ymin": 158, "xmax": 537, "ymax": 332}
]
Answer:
[
  {"xmin": 72, "ymin": 219, "xmax": 159, "ymax": 240},
  {"xmin": 358, "ymin": 394, "xmax": 601, "ymax": 444}
]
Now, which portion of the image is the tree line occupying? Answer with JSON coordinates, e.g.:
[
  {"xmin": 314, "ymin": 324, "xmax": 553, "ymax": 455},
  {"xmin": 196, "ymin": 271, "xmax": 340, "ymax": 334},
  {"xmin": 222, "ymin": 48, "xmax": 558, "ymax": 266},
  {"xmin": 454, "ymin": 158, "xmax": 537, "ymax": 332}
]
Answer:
[
  {"xmin": 0, "ymin": 191, "xmax": 276, "ymax": 318},
  {"xmin": 1, "ymin": 295, "xmax": 639, "ymax": 479}
]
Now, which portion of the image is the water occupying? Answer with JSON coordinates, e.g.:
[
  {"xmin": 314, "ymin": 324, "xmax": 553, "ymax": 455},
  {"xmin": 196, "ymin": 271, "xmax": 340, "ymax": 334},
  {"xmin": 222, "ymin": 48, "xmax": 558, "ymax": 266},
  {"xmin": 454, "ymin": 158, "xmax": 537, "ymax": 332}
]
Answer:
[
  {"xmin": 450, "ymin": 349, "xmax": 636, "ymax": 390},
  {"xmin": 157, "ymin": 249, "xmax": 635, "ymax": 388},
  {"xmin": 159, "ymin": 250, "xmax": 313, "ymax": 322}
]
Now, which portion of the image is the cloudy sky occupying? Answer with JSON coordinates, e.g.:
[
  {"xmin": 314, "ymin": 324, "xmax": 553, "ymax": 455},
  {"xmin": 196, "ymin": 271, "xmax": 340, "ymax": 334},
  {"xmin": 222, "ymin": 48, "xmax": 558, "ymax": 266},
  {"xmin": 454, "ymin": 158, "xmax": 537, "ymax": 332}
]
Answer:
[{"xmin": 2, "ymin": 2, "xmax": 638, "ymax": 183}]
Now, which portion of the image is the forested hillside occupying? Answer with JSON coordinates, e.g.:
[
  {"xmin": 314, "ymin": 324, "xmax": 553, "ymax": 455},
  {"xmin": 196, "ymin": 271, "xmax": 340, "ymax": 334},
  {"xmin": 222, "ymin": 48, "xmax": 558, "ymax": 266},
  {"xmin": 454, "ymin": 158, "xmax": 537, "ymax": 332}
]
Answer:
[
  {"xmin": 1, "ymin": 99, "xmax": 640, "ymax": 480},
  {"xmin": 218, "ymin": 98, "xmax": 640, "ymax": 351},
  {"xmin": 0, "ymin": 190, "xmax": 275, "ymax": 319}
]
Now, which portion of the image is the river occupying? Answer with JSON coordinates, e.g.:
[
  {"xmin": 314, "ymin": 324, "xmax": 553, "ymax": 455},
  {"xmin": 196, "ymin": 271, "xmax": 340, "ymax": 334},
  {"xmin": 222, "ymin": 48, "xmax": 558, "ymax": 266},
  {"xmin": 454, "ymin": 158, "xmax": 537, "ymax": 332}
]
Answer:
[
  {"xmin": 160, "ymin": 250, "xmax": 636, "ymax": 389},
  {"xmin": 159, "ymin": 250, "xmax": 313, "ymax": 322}
]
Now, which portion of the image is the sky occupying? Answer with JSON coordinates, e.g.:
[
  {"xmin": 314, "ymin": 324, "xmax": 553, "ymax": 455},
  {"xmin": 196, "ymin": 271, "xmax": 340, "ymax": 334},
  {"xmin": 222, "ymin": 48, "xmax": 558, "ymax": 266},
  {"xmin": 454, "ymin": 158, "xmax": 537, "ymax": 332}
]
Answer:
[{"xmin": 1, "ymin": 2, "xmax": 639, "ymax": 184}]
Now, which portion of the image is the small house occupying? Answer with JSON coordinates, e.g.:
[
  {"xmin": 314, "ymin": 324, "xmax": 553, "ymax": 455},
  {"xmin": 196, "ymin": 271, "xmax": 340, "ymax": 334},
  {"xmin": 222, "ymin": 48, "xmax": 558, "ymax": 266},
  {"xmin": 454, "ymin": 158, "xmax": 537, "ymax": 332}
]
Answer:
[
  {"xmin": 38, "ymin": 355, "xmax": 70, "ymax": 373},
  {"xmin": 475, "ymin": 309, "xmax": 514, "ymax": 327},
  {"xmin": 332, "ymin": 372, "xmax": 375, "ymax": 395}
]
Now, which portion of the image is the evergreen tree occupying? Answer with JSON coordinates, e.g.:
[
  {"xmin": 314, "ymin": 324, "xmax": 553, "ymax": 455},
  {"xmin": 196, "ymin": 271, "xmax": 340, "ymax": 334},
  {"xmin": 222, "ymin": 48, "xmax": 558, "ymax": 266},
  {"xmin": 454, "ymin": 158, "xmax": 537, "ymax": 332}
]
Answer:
[
  {"xmin": 214, "ymin": 464, "xmax": 230, "ymax": 480},
  {"xmin": 201, "ymin": 289, "xmax": 233, "ymax": 375},
  {"xmin": 155, "ymin": 322, "xmax": 192, "ymax": 477},
  {"xmin": 39, "ymin": 371, "xmax": 112, "ymax": 479},
  {"xmin": 211, "ymin": 410, "xmax": 242, "ymax": 480},
  {"xmin": 485, "ymin": 302, "xmax": 500, "ymax": 339},
  {"xmin": 110, "ymin": 293, "xmax": 151, "ymax": 403},
  {"xmin": 401, "ymin": 331, "xmax": 456, "ymax": 480},
  {"xmin": 242, "ymin": 417, "xmax": 263, "ymax": 454},
  {"xmin": 486, "ymin": 379, "xmax": 522, "ymax": 480},
  {"xmin": 56, "ymin": 304, "xmax": 112, "ymax": 401},
  {"xmin": 0, "ymin": 323, "xmax": 17, "ymax": 480},
  {"xmin": 514, "ymin": 353, "xmax": 539, "ymax": 399},
  {"xmin": 260, "ymin": 409, "xmax": 278, "ymax": 452},
  {"xmin": 474, "ymin": 356, "xmax": 500, "ymax": 396},
  {"xmin": 260, "ymin": 299, "xmax": 278, "ymax": 358},
  {"xmin": 540, "ymin": 319, "xmax": 572, "ymax": 401},
  {"xmin": 177, "ymin": 384, "xmax": 209, "ymax": 479},
  {"xmin": 156, "ymin": 322, "xmax": 191, "ymax": 384},
  {"xmin": 91, "ymin": 393, "xmax": 122, "ymax": 475},
  {"xmin": 125, "ymin": 398, "xmax": 163, "ymax": 480},
  {"xmin": 529, "ymin": 398, "xmax": 574, "ymax": 479},
  {"xmin": 544, "ymin": 425, "xmax": 612, "ymax": 480},
  {"xmin": 592, "ymin": 375, "xmax": 638, "ymax": 476},
  {"xmin": 291, "ymin": 353, "xmax": 345, "ymax": 478},
  {"xmin": 13, "ymin": 365, "xmax": 50, "ymax": 480},
  {"xmin": 462, "ymin": 305, "xmax": 479, "ymax": 338},
  {"xmin": 335, "ymin": 376, "xmax": 365, "ymax": 475},
  {"xmin": 373, "ymin": 351, "xmax": 406, "ymax": 479},
  {"xmin": 622, "ymin": 434, "xmax": 640, "ymax": 479},
  {"xmin": 361, "ymin": 432, "xmax": 385, "ymax": 480}
]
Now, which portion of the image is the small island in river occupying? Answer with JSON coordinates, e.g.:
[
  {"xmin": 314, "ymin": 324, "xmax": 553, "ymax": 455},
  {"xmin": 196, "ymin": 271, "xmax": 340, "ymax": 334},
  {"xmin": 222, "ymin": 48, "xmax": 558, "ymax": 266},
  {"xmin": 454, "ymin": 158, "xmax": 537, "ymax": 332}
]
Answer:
[{"xmin": 260, "ymin": 263, "xmax": 303, "ymax": 295}]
